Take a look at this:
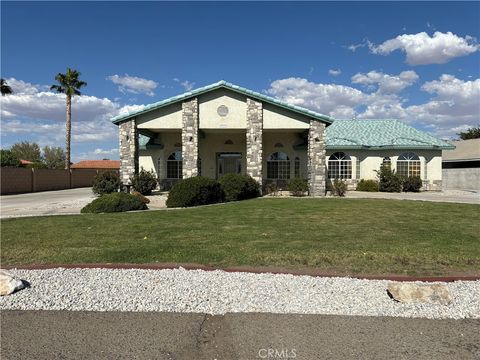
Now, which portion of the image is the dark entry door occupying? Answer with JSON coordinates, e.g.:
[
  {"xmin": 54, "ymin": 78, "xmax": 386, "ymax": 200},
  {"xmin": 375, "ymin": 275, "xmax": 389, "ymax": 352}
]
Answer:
[{"xmin": 217, "ymin": 153, "xmax": 242, "ymax": 178}]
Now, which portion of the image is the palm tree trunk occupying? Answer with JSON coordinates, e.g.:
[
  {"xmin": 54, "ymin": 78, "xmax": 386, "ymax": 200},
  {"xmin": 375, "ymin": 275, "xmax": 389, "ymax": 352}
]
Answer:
[{"xmin": 65, "ymin": 95, "xmax": 72, "ymax": 170}]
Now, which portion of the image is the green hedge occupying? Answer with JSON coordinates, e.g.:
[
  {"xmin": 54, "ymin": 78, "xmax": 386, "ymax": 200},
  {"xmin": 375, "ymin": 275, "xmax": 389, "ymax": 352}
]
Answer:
[
  {"xmin": 81, "ymin": 192, "xmax": 147, "ymax": 213},
  {"xmin": 92, "ymin": 171, "xmax": 120, "ymax": 196},
  {"xmin": 131, "ymin": 168, "xmax": 158, "ymax": 195},
  {"xmin": 219, "ymin": 173, "xmax": 260, "ymax": 202},
  {"xmin": 287, "ymin": 177, "xmax": 309, "ymax": 196},
  {"xmin": 356, "ymin": 179, "xmax": 379, "ymax": 192},
  {"xmin": 166, "ymin": 176, "xmax": 224, "ymax": 208},
  {"xmin": 403, "ymin": 176, "xmax": 422, "ymax": 192}
]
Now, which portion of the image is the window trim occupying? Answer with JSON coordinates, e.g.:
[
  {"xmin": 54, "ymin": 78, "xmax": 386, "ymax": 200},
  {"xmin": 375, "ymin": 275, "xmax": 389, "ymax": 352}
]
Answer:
[
  {"xmin": 166, "ymin": 151, "xmax": 183, "ymax": 179},
  {"xmin": 328, "ymin": 152, "xmax": 352, "ymax": 179},
  {"xmin": 267, "ymin": 151, "xmax": 291, "ymax": 180}
]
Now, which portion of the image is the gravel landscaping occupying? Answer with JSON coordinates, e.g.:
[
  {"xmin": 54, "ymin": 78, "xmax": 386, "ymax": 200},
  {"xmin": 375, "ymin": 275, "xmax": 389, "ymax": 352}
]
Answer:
[{"xmin": 1, "ymin": 268, "xmax": 479, "ymax": 319}]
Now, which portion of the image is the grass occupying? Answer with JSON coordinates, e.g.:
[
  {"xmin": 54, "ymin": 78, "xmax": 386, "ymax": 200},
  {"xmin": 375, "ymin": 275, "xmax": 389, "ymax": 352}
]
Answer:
[{"xmin": 1, "ymin": 198, "xmax": 479, "ymax": 276}]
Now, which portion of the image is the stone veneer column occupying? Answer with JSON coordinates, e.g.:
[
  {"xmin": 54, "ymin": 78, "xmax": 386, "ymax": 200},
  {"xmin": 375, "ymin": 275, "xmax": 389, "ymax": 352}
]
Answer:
[
  {"xmin": 119, "ymin": 119, "xmax": 138, "ymax": 185},
  {"xmin": 182, "ymin": 98, "xmax": 199, "ymax": 178},
  {"xmin": 246, "ymin": 98, "xmax": 263, "ymax": 186},
  {"xmin": 307, "ymin": 120, "xmax": 326, "ymax": 197}
]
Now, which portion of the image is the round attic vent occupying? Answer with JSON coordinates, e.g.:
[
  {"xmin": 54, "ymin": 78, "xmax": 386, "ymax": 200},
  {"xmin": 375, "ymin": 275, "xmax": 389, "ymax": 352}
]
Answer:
[{"xmin": 217, "ymin": 105, "xmax": 229, "ymax": 117}]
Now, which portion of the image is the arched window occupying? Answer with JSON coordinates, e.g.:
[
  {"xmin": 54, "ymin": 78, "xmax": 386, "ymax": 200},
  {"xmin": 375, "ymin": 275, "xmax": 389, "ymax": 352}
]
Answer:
[
  {"xmin": 267, "ymin": 152, "xmax": 290, "ymax": 179},
  {"xmin": 294, "ymin": 157, "xmax": 300, "ymax": 177},
  {"xmin": 328, "ymin": 152, "xmax": 352, "ymax": 179},
  {"xmin": 166, "ymin": 151, "xmax": 182, "ymax": 179},
  {"xmin": 382, "ymin": 156, "xmax": 391, "ymax": 170},
  {"xmin": 397, "ymin": 152, "xmax": 421, "ymax": 178}
]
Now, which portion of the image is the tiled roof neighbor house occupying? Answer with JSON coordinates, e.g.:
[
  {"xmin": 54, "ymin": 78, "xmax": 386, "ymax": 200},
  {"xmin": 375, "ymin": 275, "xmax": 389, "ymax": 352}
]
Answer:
[
  {"xmin": 71, "ymin": 160, "xmax": 120, "ymax": 170},
  {"xmin": 112, "ymin": 81, "xmax": 453, "ymax": 195}
]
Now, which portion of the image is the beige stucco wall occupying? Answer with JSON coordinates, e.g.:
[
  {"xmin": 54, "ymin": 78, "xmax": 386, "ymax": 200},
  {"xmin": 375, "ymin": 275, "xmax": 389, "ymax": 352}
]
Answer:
[
  {"xmin": 139, "ymin": 131, "xmax": 181, "ymax": 178},
  {"xmin": 198, "ymin": 132, "xmax": 246, "ymax": 179},
  {"xmin": 263, "ymin": 103, "xmax": 310, "ymax": 130},
  {"xmin": 198, "ymin": 89, "xmax": 247, "ymax": 129},
  {"xmin": 325, "ymin": 149, "xmax": 443, "ymax": 188},
  {"xmin": 263, "ymin": 131, "xmax": 308, "ymax": 179},
  {"xmin": 136, "ymin": 103, "xmax": 182, "ymax": 129}
]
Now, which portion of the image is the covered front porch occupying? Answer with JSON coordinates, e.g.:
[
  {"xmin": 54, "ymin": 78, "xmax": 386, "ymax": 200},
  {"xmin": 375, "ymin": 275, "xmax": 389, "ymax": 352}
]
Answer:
[{"xmin": 138, "ymin": 129, "xmax": 311, "ymax": 191}]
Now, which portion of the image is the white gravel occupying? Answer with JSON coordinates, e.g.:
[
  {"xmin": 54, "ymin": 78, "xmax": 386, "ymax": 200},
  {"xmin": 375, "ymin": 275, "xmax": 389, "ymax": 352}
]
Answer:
[{"xmin": 1, "ymin": 268, "xmax": 479, "ymax": 319}]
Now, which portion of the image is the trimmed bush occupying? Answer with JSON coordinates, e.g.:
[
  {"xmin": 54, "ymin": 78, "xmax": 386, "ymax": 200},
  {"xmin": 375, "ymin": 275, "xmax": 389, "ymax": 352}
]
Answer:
[
  {"xmin": 81, "ymin": 192, "xmax": 147, "ymax": 213},
  {"xmin": 218, "ymin": 173, "xmax": 260, "ymax": 202},
  {"xmin": 403, "ymin": 176, "xmax": 422, "ymax": 192},
  {"xmin": 356, "ymin": 179, "xmax": 379, "ymax": 192},
  {"xmin": 287, "ymin": 177, "xmax": 309, "ymax": 197},
  {"xmin": 376, "ymin": 165, "xmax": 402, "ymax": 193},
  {"xmin": 131, "ymin": 190, "xmax": 150, "ymax": 204},
  {"xmin": 332, "ymin": 179, "xmax": 347, "ymax": 197},
  {"xmin": 92, "ymin": 171, "xmax": 120, "ymax": 196},
  {"xmin": 0, "ymin": 150, "xmax": 21, "ymax": 167},
  {"xmin": 166, "ymin": 176, "xmax": 224, "ymax": 208},
  {"xmin": 131, "ymin": 168, "xmax": 158, "ymax": 195}
]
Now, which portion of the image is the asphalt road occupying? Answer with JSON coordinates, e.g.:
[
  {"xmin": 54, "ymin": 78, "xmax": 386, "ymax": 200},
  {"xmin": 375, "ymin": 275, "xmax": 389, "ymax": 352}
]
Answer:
[{"xmin": 1, "ymin": 311, "xmax": 479, "ymax": 359}]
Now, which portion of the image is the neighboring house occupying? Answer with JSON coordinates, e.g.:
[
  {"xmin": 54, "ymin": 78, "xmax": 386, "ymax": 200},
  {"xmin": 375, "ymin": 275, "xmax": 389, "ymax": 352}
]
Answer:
[
  {"xmin": 20, "ymin": 159, "xmax": 33, "ymax": 166},
  {"xmin": 71, "ymin": 160, "xmax": 120, "ymax": 171},
  {"xmin": 112, "ymin": 80, "xmax": 453, "ymax": 196},
  {"xmin": 442, "ymin": 139, "xmax": 480, "ymax": 191}
]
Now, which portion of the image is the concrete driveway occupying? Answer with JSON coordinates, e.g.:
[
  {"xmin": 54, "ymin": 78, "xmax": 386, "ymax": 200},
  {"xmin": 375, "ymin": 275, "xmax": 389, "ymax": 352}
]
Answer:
[
  {"xmin": 0, "ymin": 188, "xmax": 95, "ymax": 218},
  {"xmin": 345, "ymin": 189, "xmax": 479, "ymax": 204}
]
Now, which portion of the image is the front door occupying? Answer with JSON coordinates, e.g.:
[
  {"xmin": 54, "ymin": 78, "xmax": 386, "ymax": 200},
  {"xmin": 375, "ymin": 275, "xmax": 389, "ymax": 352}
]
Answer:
[{"xmin": 217, "ymin": 152, "xmax": 242, "ymax": 179}]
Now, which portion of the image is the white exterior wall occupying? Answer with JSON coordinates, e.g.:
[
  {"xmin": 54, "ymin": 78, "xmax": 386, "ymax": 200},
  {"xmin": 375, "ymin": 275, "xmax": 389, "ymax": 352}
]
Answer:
[
  {"xmin": 263, "ymin": 103, "xmax": 310, "ymax": 130},
  {"xmin": 198, "ymin": 89, "xmax": 247, "ymax": 129},
  {"xmin": 136, "ymin": 103, "xmax": 182, "ymax": 129}
]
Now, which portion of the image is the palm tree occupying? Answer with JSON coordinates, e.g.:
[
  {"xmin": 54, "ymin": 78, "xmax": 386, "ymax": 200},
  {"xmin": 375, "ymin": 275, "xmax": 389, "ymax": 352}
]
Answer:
[
  {"xmin": 51, "ymin": 68, "xmax": 87, "ymax": 170},
  {"xmin": 1, "ymin": 78, "xmax": 13, "ymax": 96}
]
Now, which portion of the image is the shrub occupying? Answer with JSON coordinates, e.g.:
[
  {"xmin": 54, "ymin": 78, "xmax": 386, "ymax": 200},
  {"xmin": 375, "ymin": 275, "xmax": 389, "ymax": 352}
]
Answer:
[
  {"xmin": 403, "ymin": 176, "xmax": 422, "ymax": 192},
  {"xmin": 376, "ymin": 165, "xmax": 402, "ymax": 193},
  {"xmin": 92, "ymin": 171, "xmax": 120, "ymax": 196},
  {"xmin": 356, "ymin": 179, "xmax": 379, "ymax": 192},
  {"xmin": 131, "ymin": 168, "xmax": 158, "ymax": 195},
  {"xmin": 0, "ymin": 150, "xmax": 21, "ymax": 167},
  {"xmin": 81, "ymin": 192, "xmax": 147, "ymax": 213},
  {"xmin": 264, "ymin": 182, "xmax": 279, "ymax": 196},
  {"xmin": 166, "ymin": 176, "xmax": 224, "ymax": 208},
  {"xmin": 131, "ymin": 190, "xmax": 150, "ymax": 204},
  {"xmin": 219, "ymin": 173, "xmax": 260, "ymax": 202},
  {"xmin": 332, "ymin": 179, "xmax": 348, "ymax": 197},
  {"xmin": 287, "ymin": 177, "xmax": 309, "ymax": 197}
]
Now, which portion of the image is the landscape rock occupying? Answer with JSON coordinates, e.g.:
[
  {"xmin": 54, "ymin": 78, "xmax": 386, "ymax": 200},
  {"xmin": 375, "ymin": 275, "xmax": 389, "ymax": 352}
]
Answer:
[
  {"xmin": 387, "ymin": 282, "xmax": 453, "ymax": 305},
  {"xmin": 0, "ymin": 269, "xmax": 25, "ymax": 296}
]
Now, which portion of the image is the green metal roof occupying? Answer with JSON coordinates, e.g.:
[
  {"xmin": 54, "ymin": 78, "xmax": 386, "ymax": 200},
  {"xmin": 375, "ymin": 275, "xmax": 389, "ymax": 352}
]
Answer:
[
  {"xmin": 326, "ymin": 119, "xmax": 454, "ymax": 150},
  {"xmin": 111, "ymin": 80, "xmax": 335, "ymax": 124}
]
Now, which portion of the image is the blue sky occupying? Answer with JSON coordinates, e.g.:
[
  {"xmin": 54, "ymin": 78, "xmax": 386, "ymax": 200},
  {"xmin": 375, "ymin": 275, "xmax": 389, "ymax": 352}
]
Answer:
[{"xmin": 1, "ymin": 1, "xmax": 479, "ymax": 161}]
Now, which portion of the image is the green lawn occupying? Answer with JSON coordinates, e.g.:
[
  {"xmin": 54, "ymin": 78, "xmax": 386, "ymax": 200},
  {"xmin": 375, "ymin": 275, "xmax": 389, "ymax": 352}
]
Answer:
[{"xmin": 1, "ymin": 198, "xmax": 479, "ymax": 276}]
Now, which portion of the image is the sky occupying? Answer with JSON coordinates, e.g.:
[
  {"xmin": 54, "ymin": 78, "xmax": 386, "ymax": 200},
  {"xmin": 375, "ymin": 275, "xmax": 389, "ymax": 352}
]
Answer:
[{"xmin": 1, "ymin": 1, "xmax": 479, "ymax": 161}]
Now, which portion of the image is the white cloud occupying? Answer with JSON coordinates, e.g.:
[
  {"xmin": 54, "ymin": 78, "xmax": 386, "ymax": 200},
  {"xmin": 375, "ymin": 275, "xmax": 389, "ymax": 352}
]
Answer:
[
  {"xmin": 107, "ymin": 74, "xmax": 158, "ymax": 96},
  {"xmin": 328, "ymin": 69, "xmax": 342, "ymax": 76},
  {"xmin": 266, "ymin": 75, "xmax": 479, "ymax": 137},
  {"xmin": 370, "ymin": 31, "xmax": 479, "ymax": 65},
  {"xmin": 347, "ymin": 42, "xmax": 366, "ymax": 52},
  {"xmin": 351, "ymin": 70, "xmax": 419, "ymax": 94},
  {"xmin": 4, "ymin": 78, "xmax": 47, "ymax": 95},
  {"xmin": 173, "ymin": 78, "xmax": 195, "ymax": 91}
]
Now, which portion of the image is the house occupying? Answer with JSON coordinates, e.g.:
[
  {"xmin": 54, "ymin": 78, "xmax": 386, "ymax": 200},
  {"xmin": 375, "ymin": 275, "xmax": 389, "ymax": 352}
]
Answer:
[
  {"xmin": 111, "ymin": 80, "xmax": 454, "ymax": 196},
  {"xmin": 71, "ymin": 160, "xmax": 120, "ymax": 171},
  {"xmin": 442, "ymin": 139, "xmax": 480, "ymax": 191}
]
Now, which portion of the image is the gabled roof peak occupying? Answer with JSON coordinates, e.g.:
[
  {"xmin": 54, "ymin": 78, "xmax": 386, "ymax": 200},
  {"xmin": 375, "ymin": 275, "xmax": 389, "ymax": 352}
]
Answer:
[{"xmin": 111, "ymin": 80, "xmax": 334, "ymax": 124}]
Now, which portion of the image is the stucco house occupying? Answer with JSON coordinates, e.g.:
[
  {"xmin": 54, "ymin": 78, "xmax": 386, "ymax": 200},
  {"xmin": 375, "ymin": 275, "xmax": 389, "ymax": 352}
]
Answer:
[{"xmin": 112, "ymin": 80, "xmax": 454, "ymax": 196}]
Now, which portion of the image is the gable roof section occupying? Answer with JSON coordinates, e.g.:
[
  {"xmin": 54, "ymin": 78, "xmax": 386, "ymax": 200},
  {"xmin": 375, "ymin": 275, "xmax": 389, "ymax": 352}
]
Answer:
[
  {"xmin": 326, "ymin": 119, "xmax": 454, "ymax": 150},
  {"xmin": 111, "ymin": 80, "xmax": 334, "ymax": 125}
]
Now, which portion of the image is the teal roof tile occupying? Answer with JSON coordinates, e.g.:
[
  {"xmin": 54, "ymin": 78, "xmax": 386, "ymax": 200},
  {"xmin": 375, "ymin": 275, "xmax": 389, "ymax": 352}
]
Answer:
[
  {"xmin": 326, "ymin": 119, "xmax": 454, "ymax": 150},
  {"xmin": 111, "ymin": 80, "xmax": 334, "ymax": 124}
]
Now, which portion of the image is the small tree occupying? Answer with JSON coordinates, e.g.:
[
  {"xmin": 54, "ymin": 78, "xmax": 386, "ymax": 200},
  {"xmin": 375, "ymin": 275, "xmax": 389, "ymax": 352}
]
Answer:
[
  {"xmin": 131, "ymin": 168, "xmax": 158, "ymax": 195},
  {"xmin": 43, "ymin": 146, "xmax": 66, "ymax": 169},
  {"xmin": 0, "ymin": 149, "xmax": 21, "ymax": 167},
  {"xmin": 92, "ymin": 171, "xmax": 120, "ymax": 196},
  {"xmin": 10, "ymin": 141, "xmax": 42, "ymax": 163},
  {"xmin": 332, "ymin": 179, "xmax": 347, "ymax": 197},
  {"xmin": 376, "ymin": 164, "xmax": 402, "ymax": 193},
  {"xmin": 457, "ymin": 126, "xmax": 480, "ymax": 140},
  {"xmin": 287, "ymin": 177, "xmax": 309, "ymax": 197}
]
